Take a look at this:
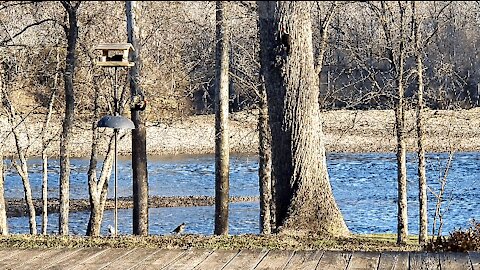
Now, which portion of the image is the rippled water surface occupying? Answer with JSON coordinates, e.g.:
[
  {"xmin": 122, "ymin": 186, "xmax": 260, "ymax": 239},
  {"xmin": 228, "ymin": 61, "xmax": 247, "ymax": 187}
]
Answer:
[{"xmin": 5, "ymin": 152, "xmax": 480, "ymax": 236}]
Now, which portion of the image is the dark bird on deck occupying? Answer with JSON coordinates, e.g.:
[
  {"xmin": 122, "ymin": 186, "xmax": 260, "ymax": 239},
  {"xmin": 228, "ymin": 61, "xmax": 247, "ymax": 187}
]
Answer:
[{"xmin": 172, "ymin": 222, "xmax": 186, "ymax": 235}]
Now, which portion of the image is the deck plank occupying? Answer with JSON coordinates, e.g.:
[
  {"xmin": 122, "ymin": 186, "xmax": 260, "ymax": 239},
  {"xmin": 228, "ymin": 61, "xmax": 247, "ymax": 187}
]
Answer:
[
  {"xmin": 377, "ymin": 252, "xmax": 409, "ymax": 270},
  {"xmin": 284, "ymin": 250, "xmax": 323, "ymax": 270},
  {"xmin": 409, "ymin": 252, "xmax": 440, "ymax": 270},
  {"xmin": 44, "ymin": 248, "xmax": 108, "ymax": 270},
  {"xmin": 470, "ymin": 252, "xmax": 480, "ymax": 270},
  {"xmin": 39, "ymin": 248, "xmax": 82, "ymax": 270},
  {"xmin": 316, "ymin": 251, "xmax": 352, "ymax": 270},
  {"xmin": 0, "ymin": 249, "xmax": 21, "ymax": 263},
  {"xmin": 72, "ymin": 248, "xmax": 133, "ymax": 270},
  {"xmin": 100, "ymin": 248, "xmax": 158, "ymax": 270},
  {"xmin": 223, "ymin": 249, "xmax": 268, "ymax": 270},
  {"xmin": 132, "ymin": 249, "xmax": 186, "ymax": 270},
  {"xmin": 3, "ymin": 247, "xmax": 478, "ymax": 270},
  {"xmin": 0, "ymin": 248, "xmax": 49, "ymax": 269},
  {"xmin": 16, "ymin": 248, "xmax": 77, "ymax": 270},
  {"xmin": 346, "ymin": 251, "xmax": 380, "ymax": 270},
  {"xmin": 439, "ymin": 252, "xmax": 472, "ymax": 270},
  {"xmin": 254, "ymin": 250, "xmax": 294, "ymax": 270},
  {"xmin": 156, "ymin": 249, "xmax": 213, "ymax": 270},
  {"xmin": 162, "ymin": 249, "xmax": 213, "ymax": 270},
  {"xmin": 194, "ymin": 249, "xmax": 239, "ymax": 270}
]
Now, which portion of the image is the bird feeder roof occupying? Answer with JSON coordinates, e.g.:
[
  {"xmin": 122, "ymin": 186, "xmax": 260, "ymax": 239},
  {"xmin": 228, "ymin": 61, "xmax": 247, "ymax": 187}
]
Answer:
[{"xmin": 94, "ymin": 43, "xmax": 135, "ymax": 52}]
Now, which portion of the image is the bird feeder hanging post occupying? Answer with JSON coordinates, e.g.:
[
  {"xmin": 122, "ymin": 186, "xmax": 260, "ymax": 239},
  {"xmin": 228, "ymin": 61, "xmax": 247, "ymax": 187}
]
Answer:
[
  {"xmin": 113, "ymin": 66, "xmax": 118, "ymax": 237},
  {"xmin": 94, "ymin": 43, "xmax": 136, "ymax": 237}
]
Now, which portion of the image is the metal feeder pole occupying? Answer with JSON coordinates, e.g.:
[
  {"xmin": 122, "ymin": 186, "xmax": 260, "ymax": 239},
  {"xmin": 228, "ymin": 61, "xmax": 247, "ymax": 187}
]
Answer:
[{"xmin": 114, "ymin": 66, "xmax": 118, "ymax": 237}]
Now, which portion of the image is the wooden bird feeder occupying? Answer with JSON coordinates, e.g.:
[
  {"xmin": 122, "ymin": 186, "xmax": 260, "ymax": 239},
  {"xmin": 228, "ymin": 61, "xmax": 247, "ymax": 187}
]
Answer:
[{"xmin": 94, "ymin": 43, "xmax": 135, "ymax": 67}]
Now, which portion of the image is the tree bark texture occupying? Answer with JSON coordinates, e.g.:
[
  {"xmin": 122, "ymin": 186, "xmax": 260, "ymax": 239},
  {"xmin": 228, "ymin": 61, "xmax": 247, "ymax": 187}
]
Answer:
[
  {"xmin": 59, "ymin": 1, "xmax": 79, "ymax": 235},
  {"xmin": 214, "ymin": 0, "xmax": 230, "ymax": 236},
  {"xmin": 257, "ymin": 76, "xmax": 272, "ymax": 234},
  {"xmin": 413, "ymin": 1, "xmax": 428, "ymax": 245},
  {"xmin": 258, "ymin": 1, "xmax": 349, "ymax": 237},
  {"xmin": 126, "ymin": 0, "xmax": 149, "ymax": 236}
]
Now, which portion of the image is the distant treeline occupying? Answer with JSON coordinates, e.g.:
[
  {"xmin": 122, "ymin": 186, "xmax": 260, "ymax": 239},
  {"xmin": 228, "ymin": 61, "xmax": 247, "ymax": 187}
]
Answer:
[{"xmin": 0, "ymin": 1, "xmax": 478, "ymax": 123}]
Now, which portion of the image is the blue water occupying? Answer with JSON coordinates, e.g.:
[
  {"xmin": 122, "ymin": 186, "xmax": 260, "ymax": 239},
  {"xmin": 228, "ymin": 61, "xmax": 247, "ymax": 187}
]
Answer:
[{"xmin": 5, "ymin": 152, "xmax": 480, "ymax": 236}]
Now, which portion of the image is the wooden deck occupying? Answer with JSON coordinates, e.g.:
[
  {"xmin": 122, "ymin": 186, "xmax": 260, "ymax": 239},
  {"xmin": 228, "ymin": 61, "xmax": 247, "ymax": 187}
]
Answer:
[{"xmin": 0, "ymin": 248, "xmax": 478, "ymax": 269}]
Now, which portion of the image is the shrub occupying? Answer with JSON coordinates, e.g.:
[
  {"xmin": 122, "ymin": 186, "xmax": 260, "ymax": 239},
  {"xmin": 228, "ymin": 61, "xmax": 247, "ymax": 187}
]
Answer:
[{"xmin": 426, "ymin": 219, "xmax": 480, "ymax": 252}]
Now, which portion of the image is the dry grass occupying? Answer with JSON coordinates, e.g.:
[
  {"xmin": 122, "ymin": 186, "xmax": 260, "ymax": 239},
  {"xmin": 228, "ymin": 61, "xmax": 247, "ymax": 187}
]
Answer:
[{"xmin": 0, "ymin": 233, "xmax": 422, "ymax": 251}]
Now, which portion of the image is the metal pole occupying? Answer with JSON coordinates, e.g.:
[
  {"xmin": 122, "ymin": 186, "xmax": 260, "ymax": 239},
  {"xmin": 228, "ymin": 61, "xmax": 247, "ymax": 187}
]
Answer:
[
  {"xmin": 114, "ymin": 129, "xmax": 118, "ymax": 237},
  {"xmin": 114, "ymin": 66, "xmax": 118, "ymax": 237}
]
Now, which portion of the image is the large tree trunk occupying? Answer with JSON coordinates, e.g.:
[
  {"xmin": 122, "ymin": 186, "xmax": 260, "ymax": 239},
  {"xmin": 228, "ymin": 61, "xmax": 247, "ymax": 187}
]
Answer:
[
  {"xmin": 59, "ymin": 1, "xmax": 79, "ymax": 235},
  {"xmin": 0, "ymin": 153, "xmax": 7, "ymax": 235},
  {"xmin": 258, "ymin": 1, "xmax": 349, "ymax": 237},
  {"xmin": 214, "ymin": 0, "xmax": 230, "ymax": 235},
  {"xmin": 413, "ymin": 1, "xmax": 428, "ymax": 245},
  {"xmin": 126, "ymin": 0, "xmax": 149, "ymax": 236}
]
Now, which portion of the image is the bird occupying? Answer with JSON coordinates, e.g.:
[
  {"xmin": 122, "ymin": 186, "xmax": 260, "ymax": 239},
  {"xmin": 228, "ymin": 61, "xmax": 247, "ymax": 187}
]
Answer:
[
  {"xmin": 172, "ymin": 222, "xmax": 185, "ymax": 235},
  {"xmin": 107, "ymin": 224, "xmax": 116, "ymax": 236}
]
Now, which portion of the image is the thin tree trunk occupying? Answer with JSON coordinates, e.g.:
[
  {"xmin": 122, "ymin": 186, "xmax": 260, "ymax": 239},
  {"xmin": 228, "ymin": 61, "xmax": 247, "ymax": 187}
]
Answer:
[
  {"xmin": 16, "ymin": 160, "xmax": 37, "ymax": 234},
  {"xmin": 2, "ymin": 87, "xmax": 36, "ymax": 234},
  {"xmin": 258, "ymin": 1, "xmax": 349, "ymax": 236},
  {"xmin": 41, "ymin": 92, "xmax": 55, "ymax": 235},
  {"xmin": 315, "ymin": 1, "xmax": 337, "ymax": 76},
  {"xmin": 59, "ymin": 1, "xmax": 79, "ymax": 235},
  {"xmin": 86, "ymin": 135, "xmax": 114, "ymax": 236},
  {"xmin": 413, "ymin": 1, "xmax": 428, "ymax": 244},
  {"xmin": 126, "ymin": 0, "xmax": 149, "ymax": 236},
  {"xmin": 257, "ymin": 76, "xmax": 272, "ymax": 234},
  {"xmin": 0, "ymin": 153, "xmax": 7, "ymax": 235},
  {"xmin": 395, "ymin": 3, "xmax": 408, "ymax": 245},
  {"xmin": 41, "ymin": 48, "xmax": 59, "ymax": 235},
  {"xmin": 0, "ymin": 64, "xmax": 8, "ymax": 235},
  {"xmin": 214, "ymin": 0, "xmax": 230, "ymax": 235}
]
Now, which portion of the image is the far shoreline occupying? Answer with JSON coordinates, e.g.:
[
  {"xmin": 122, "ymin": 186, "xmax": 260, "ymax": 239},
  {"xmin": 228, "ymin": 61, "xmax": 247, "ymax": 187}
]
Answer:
[{"xmin": 1, "ymin": 108, "xmax": 479, "ymax": 158}]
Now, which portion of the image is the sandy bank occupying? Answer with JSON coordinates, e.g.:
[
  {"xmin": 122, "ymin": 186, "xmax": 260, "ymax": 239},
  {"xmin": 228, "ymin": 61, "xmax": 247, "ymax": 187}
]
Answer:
[{"xmin": 1, "ymin": 108, "xmax": 479, "ymax": 158}]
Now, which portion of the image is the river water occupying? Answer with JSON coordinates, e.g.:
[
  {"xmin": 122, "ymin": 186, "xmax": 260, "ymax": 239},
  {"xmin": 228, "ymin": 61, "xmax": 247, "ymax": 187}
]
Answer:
[{"xmin": 5, "ymin": 152, "xmax": 480, "ymax": 236}]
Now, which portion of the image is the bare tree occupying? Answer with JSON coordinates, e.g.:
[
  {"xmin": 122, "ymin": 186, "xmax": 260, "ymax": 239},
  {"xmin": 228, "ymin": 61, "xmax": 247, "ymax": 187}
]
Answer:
[
  {"xmin": 214, "ymin": 0, "xmax": 230, "ymax": 235},
  {"xmin": 41, "ymin": 46, "xmax": 59, "ymax": 235},
  {"xmin": 1, "ymin": 69, "xmax": 37, "ymax": 235},
  {"xmin": 412, "ymin": 1, "xmax": 427, "ymax": 245},
  {"xmin": 258, "ymin": 1, "xmax": 349, "ymax": 236},
  {"xmin": 365, "ymin": 1, "xmax": 411, "ymax": 244},
  {"xmin": 126, "ymin": 0, "xmax": 149, "ymax": 236},
  {"xmin": 58, "ymin": 0, "xmax": 80, "ymax": 235}
]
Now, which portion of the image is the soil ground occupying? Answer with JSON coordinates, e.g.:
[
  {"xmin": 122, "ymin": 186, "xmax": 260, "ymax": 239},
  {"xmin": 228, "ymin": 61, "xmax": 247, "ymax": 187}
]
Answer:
[{"xmin": 2, "ymin": 108, "xmax": 479, "ymax": 158}]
